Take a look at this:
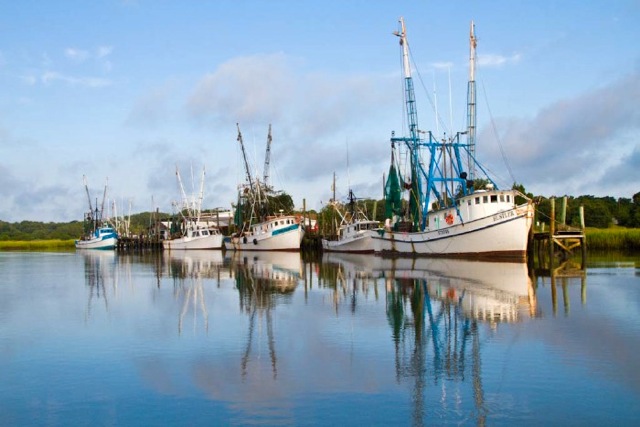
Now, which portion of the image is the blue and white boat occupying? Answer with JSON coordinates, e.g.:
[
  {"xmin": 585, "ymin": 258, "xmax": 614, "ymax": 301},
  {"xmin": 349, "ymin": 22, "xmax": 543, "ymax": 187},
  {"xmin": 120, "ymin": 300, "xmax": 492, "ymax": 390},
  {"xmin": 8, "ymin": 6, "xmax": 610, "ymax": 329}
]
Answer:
[
  {"xmin": 75, "ymin": 225, "xmax": 118, "ymax": 250},
  {"xmin": 75, "ymin": 176, "xmax": 118, "ymax": 250}
]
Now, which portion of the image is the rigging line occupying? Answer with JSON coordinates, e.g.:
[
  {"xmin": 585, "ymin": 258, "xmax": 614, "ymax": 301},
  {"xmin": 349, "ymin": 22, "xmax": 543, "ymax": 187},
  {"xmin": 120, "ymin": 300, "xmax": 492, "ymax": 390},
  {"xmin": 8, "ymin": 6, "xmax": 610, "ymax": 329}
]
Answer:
[
  {"xmin": 408, "ymin": 44, "xmax": 451, "ymax": 136},
  {"xmin": 481, "ymin": 80, "xmax": 516, "ymax": 184}
]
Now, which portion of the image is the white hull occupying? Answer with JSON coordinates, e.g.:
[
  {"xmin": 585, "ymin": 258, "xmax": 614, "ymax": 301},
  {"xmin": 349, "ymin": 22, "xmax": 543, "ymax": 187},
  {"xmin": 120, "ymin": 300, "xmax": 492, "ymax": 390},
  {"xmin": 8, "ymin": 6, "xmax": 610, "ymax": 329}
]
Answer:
[
  {"xmin": 163, "ymin": 234, "xmax": 224, "ymax": 250},
  {"xmin": 375, "ymin": 196, "xmax": 534, "ymax": 260},
  {"xmin": 322, "ymin": 230, "xmax": 377, "ymax": 253},
  {"xmin": 225, "ymin": 216, "xmax": 304, "ymax": 252},
  {"xmin": 322, "ymin": 218, "xmax": 380, "ymax": 254},
  {"xmin": 163, "ymin": 222, "xmax": 224, "ymax": 250},
  {"xmin": 75, "ymin": 236, "xmax": 117, "ymax": 250}
]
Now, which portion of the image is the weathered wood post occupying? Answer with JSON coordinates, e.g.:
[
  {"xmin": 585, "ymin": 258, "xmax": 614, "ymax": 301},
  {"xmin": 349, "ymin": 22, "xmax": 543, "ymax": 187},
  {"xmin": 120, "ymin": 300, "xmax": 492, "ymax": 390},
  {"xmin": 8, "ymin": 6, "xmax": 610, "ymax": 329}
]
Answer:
[
  {"xmin": 580, "ymin": 205, "xmax": 586, "ymax": 269},
  {"xmin": 549, "ymin": 197, "xmax": 555, "ymax": 269}
]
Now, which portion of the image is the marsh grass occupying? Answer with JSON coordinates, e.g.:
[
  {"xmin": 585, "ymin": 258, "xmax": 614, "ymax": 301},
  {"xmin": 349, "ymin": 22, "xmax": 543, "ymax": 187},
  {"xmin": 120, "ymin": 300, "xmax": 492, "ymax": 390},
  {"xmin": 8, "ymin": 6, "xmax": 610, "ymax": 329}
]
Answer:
[
  {"xmin": 0, "ymin": 239, "xmax": 76, "ymax": 251},
  {"xmin": 585, "ymin": 228, "xmax": 640, "ymax": 251}
]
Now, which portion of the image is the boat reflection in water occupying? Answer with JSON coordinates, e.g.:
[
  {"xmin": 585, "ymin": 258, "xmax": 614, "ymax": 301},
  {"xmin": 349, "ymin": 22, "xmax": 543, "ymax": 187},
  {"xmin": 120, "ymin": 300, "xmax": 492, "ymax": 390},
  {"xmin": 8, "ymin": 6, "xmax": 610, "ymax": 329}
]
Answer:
[
  {"xmin": 82, "ymin": 250, "xmax": 119, "ymax": 319},
  {"xmin": 322, "ymin": 252, "xmax": 537, "ymax": 424},
  {"xmin": 226, "ymin": 251, "xmax": 302, "ymax": 380},
  {"xmin": 162, "ymin": 250, "xmax": 227, "ymax": 334},
  {"xmin": 323, "ymin": 252, "xmax": 536, "ymax": 324}
]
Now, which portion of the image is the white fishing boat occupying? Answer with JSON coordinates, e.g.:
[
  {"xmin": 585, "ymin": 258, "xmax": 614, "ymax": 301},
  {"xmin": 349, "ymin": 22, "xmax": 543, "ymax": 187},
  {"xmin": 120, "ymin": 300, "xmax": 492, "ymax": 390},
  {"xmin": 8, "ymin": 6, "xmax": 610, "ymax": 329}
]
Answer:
[
  {"xmin": 322, "ymin": 189, "xmax": 381, "ymax": 253},
  {"xmin": 163, "ymin": 166, "xmax": 224, "ymax": 250},
  {"xmin": 163, "ymin": 223, "xmax": 223, "ymax": 250},
  {"xmin": 75, "ymin": 176, "xmax": 118, "ymax": 250},
  {"xmin": 225, "ymin": 124, "xmax": 304, "ymax": 252},
  {"xmin": 75, "ymin": 225, "xmax": 118, "ymax": 250},
  {"xmin": 373, "ymin": 18, "xmax": 534, "ymax": 260}
]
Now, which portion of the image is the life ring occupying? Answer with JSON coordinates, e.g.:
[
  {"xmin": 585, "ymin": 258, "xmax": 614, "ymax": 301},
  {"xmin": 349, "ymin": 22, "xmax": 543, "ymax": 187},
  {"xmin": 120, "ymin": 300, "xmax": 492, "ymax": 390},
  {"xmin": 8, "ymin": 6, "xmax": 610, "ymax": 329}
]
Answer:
[{"xmin": 445, "ymin": 213, "xmax": 454, "ymax": 225}]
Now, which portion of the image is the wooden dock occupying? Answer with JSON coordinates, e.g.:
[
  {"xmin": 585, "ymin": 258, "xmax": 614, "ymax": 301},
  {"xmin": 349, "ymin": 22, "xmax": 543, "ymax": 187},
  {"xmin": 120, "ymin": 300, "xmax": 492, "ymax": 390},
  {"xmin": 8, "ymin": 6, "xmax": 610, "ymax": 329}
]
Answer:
[
  {"xmin": 531, "ymin": 197, "xmax": 586, "ymax": 270},
  {"xmin": 116, "ymin": 236, "xmax": 163, "ymax": 252}
]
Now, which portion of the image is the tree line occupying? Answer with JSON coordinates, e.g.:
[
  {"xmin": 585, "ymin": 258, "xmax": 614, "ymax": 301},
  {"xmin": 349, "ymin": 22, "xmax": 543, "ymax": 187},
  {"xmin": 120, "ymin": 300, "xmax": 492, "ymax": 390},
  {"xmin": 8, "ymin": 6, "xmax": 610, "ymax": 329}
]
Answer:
[{"xmin": 1, "ymin": 191, "xmax": 639, "ymax": 241}]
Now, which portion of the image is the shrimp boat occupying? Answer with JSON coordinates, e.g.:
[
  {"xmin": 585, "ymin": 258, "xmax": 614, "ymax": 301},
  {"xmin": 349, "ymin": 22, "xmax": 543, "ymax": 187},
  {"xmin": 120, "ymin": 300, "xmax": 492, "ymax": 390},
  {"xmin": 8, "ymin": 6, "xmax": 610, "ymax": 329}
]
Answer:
[
  {"xmin": 322, "ymin": 189, "xmax": 381, "ymax": 253},
  {"xmin": 225, "ymin": 124, "xmax": 304, "ymax": 252},
  {"xmin": 373, "ymin": 18, "xmax": 534, "ymax": 260},
  {"xmin": 75, "ymin": 176, "xmax": 118, "ymax": 250},
  {"xmin": 163, "ymin": 166, "xmax": 224, "ymax": 250}
]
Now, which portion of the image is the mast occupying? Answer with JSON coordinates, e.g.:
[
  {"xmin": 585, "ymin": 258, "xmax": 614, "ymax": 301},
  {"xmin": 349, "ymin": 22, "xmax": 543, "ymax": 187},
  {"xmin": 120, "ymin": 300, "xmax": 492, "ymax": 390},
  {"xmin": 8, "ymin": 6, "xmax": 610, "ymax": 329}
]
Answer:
[
  {"xmin": 263, "ymin": 124, "xmax": 272, "ymax": 187},
  {"xmin": 175, "ymin": 166, "xmax": 193, "ymax": 218},
  {"xmin": 83, "ymin": 175, "xmax": 93, "ymax": 217},
  {"xmin": 236, "ymin": 123, "xmax": 254, "ymax": 192},
  {"xmin": 466, "ymin": 21, "xmax": 477, "ymax": 180},
  {"xmin": 99, "ymin": 177, "xmax": 108, "ymax": 222},
  {"xmin": 392, "ymin": 17, "xmax": 422, "ymax": 231},
  {"xmin": 196, "ymin": 166, "xmax": 205, "ymax": 222}
]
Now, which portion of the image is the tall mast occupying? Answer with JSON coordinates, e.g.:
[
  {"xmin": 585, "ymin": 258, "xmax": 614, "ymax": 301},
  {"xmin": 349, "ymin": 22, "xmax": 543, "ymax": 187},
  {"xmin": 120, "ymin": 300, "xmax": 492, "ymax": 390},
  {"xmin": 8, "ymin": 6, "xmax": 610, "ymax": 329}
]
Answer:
[
  {"xmin": 392, "ymin": 17, "xmax": 422, "ymax": 231},
  {"xmin": 196, "ymin": 166, "xmax": 205, "ymax": 221},
  {"xmin": 236, "ymin": 123, "xmax": 254, "ymax": 192},
  {"xmin": 99, "ymin": 177, "xmax": 108, "ymax": 222},
  {"xmin": 263, "ymin": 124, "xmax": 272, "ymax": 187},
  {"xmin": 466, "ymin": 21, "xmax": 477, "ymax": 180},
  {"xmin": 83, "ymin": 175, "xmax": 93, "ymax": 216}
]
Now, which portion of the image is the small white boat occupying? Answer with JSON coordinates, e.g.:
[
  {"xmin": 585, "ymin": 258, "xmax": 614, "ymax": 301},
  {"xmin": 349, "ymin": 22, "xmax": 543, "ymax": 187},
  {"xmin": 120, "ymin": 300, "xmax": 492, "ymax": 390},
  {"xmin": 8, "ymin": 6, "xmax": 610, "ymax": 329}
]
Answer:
[
  {"xmin": 163, "ymin": 223, "xmax": 224, "ymax": 250},
  {"xmin": 225, "ymin": 214, "xmax": 304, "ymax": 252},
  {"xmin": 162, "ymin": 223, "xmax": 224, "ymax": 250},
  {"xmin": 226, "ymin": 124, "xmax": 305, "ymax": 252},
  {"xmin": 322, "ymin": 190, "xmax": 381, "ymax": 253},
  {"xmin": 75, "ymin": 225, "xmax": 118, "ymax": 250},
  {"xmin": 163, "ymin": 166, "xmax": 224, "ymax": 250}
]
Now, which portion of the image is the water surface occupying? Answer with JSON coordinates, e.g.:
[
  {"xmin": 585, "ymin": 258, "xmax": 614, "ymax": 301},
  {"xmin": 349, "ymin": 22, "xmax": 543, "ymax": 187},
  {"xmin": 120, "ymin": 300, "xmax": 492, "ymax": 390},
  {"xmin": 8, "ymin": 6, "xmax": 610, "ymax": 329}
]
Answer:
[{"xmin": 1, "ymin": 250, "xmax": 639, "ymax": 426}]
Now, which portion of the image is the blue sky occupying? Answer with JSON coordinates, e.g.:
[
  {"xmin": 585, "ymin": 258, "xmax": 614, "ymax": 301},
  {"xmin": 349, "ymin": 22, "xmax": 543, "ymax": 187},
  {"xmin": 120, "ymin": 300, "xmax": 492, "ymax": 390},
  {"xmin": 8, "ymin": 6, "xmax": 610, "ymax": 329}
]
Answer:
[{"xmin": 1, "ymin": 0, "xmax": 638, "ymax": 222}]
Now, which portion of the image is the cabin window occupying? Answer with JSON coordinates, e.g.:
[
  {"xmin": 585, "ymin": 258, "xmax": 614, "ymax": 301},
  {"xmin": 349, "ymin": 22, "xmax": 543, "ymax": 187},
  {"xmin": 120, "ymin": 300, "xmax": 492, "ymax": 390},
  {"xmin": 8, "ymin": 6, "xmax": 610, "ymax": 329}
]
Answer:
[
  {"xmin": 507, "ymin": 195, "xmax": 511, "ymax": 203},
  {"xmin": 475, "ymin": 197, "xmax": 480, "ymax": 205},
  {"xmin": 500, "ymin": 195, "xmax": 505, "ymax": 202},
  {"xmin": 202, "ymin": 230, "xmax": 209, "ymax": 236},
  {"xmin": 483, "ymin": 195, "xmax": 489, "ymax": 203},
  {"xmin": 491, "ymin": 195, "xmax": 498, "ymax": 203},
  {"xmin": 467, "ymin": 200, "xmax": 471, "ymax": 206}
]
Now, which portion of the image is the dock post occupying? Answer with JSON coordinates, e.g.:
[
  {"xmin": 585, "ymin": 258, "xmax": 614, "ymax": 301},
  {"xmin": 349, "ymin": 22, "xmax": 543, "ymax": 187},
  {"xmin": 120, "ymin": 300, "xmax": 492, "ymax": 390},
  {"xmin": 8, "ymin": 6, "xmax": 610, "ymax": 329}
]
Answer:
[
  {"xmin": 549, "ymin": 197, "xmax": 555, "ymax": 269},
  {"xmin": 580, "ymin": 205, "xmax": 586, "ymax": 269}
]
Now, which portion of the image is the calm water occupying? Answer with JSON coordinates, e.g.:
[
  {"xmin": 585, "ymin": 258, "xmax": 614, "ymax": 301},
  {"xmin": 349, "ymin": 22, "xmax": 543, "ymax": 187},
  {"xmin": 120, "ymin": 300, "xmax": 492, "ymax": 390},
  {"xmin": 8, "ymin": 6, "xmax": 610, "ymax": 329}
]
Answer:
[{"xmin": 1, "ymin": 250, "xmax": 639, "ymax": 426}]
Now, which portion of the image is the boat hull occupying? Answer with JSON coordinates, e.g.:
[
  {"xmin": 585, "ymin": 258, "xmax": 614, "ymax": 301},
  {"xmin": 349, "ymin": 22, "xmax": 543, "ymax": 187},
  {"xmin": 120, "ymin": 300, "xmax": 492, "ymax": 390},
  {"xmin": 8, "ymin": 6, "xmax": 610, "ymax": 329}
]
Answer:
[
  {"xmin": 373, "ymin": 203, "xmax": 534, "ymax": 260},
  {"xmin": 322, "ymin": 231, "xmax": 377, "ymax": 253},
  {"xmin": 225, "ymin": 219, "xmax": 304, "ymax": 252},
  {"xmin": 75, "ymin": 236, "xmax": 117, "ymax": 250},
  {"xmin": 163, "ymin": 234, "xmax": 224, "ymax": 250}
]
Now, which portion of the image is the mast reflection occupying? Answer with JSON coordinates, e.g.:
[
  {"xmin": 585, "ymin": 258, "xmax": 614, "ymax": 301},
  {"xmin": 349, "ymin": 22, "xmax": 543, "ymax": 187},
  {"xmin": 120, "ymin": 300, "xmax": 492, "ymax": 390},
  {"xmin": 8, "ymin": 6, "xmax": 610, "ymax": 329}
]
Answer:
[
  {"xmin": 227, "ymin": 251, "xmax": 302, "ymax": 380},
  {"xmin": 323, "ymin": 253, "xmax": 536, "ymax": 425},
  {"xmin": 82, "ymin": 250, "xmax": 117, "ymax": 320},
  {"xmin": 162, "ymin": 250, "xmax": 225, "ymax": 334}
]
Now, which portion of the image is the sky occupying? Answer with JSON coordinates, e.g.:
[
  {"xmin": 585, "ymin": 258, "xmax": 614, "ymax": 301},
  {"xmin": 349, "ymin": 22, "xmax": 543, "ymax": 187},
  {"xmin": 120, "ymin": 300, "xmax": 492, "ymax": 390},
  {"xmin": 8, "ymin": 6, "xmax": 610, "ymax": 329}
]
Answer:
[{"xmin": 0, "ymin": 0, "xmax": 638, "ymax": 223}]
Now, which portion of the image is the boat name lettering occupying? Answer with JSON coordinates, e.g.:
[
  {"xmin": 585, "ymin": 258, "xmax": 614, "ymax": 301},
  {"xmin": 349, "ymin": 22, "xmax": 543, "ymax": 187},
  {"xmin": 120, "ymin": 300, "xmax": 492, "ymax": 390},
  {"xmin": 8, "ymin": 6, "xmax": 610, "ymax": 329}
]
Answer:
[
  {"xmin": 437, "ymin": 229, "xmax": 449, "ymax": 235},
  {"xmin": 493, "ymin": 210, "xmax": 515, "ymax": 221}
]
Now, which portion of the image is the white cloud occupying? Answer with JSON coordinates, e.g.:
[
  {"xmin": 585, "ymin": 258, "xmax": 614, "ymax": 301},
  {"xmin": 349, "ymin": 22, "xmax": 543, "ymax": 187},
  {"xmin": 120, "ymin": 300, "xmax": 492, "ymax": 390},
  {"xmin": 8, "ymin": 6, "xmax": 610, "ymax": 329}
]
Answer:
[
  {"xmin": 478, "ymin": 52, "xmax": 522, "ymax": 68},
  {"xmin": 65, "ymin": 48, "xmax": 90, "ymax": 62},
  {"xmin": 479, "ymin": 70, "xmax": 640, "ymax": 197},
  {"xmin": 41, "ymin": 71, "xmax": 112, "ymax": 87}
]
